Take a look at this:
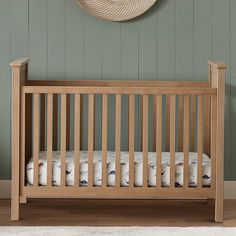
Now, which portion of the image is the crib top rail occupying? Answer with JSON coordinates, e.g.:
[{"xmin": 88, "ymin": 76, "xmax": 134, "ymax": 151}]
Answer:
[
  {"xmin": 22, "ymin": 85, "xmax": 216, "ymax": 95},
  {"xmin": 26, "ymin": 80, "xmax": 210, "ymax": 88}
]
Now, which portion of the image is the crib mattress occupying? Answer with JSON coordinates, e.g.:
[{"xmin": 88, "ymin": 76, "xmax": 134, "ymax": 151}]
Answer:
[{"xmin": 26, "ymin": 151, "xmax": 211, "ymax": 187}]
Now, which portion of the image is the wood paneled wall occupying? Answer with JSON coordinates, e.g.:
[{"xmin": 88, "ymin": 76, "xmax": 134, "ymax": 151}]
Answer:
[{"xmin": 0, "ymin": 0, "xmax": 235, "ymax": 180}]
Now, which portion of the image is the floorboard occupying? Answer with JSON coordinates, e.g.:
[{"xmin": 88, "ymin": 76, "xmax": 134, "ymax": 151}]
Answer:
[{"xmin": 0, "ymin": 199, "xmax": 236, "ymax": 226}]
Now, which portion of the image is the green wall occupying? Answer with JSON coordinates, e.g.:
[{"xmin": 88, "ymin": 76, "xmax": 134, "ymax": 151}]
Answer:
[{"xmin": 0, "ymin": 0, "xmax": 235, "ymax": 180}]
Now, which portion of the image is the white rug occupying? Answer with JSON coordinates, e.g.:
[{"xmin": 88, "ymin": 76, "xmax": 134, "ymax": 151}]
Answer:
[{"xmin": 0, "ymin": 227, "xmax": 236, "ymax": 236}]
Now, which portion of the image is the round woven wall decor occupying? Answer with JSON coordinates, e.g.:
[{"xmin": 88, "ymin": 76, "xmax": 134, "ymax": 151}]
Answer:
[{"xmin": 76, "ymin": 0, "xmax": 157, "ymax": 22}]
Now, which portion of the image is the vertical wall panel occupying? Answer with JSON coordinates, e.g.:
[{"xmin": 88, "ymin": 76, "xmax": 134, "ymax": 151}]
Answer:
[
  {"xmin": 157, "ymin": 0, "xmax": 176, "ymax": 151},
  {"xmin": 47, "ymin": 0, "xmax": 66, "ymax": 80},
  {"xmin": 29, "ymin": 0, "xmax": 48, "ymax": 80},
  {"xmin": 194, "ymin": 0, "xmax": 212, "ymax": 81},
  {"xmin": 102, "ymin": 22, "xmax": 121, "ymax": 80},
  {"xmin": 65, "ymin": 0, "xmax": 84, "ymax": 80},
  {"xmin": 139, "ymin": 12, "xmax": 157, "ymax": 151},
  {"xmin": 83, "ymin": 14, "xmax": 102, "ymax": 149},
  {"xmin": 121, "ymin": 23, "xmax": 139, "ymax": 150},
  {"xmin": 157, "ymin": 0, "xmax": 176, "ymax": 80},
  {"xmin": 99, "ymin": 20, "xmax": 121, "ymax": 150},
  {"xmin": 139, "ymin": 13, "xmax": 157, "ymax": 80},
  {"xmin": 11, "ymin": 0, "xmax": 29, "ymax": 59},
  {"xmin": 47, "ymin": 0, "xmax": 67, "ymax": 151},
  {"xmin": 175, "ymin": 0, "xmax": 194, "ymax": 80},
  {"xmin": 65, "ymin": 0, "xmax": 84, "ymax": 150},
  {"xmin": 212, "ymin": 0, "xmax": 231, "ymax": 180},
  {"xmin": 10, "ymin": 0, "xmax": 30, "ymax": 185},
  {"xmin": 0, "ymin": 0, "xmax": 10, "ymax": 179},
  {"xmin": 84, "ymin": 15, "xmax": 102, "ymax": 80},
  {"xmin": 230, "ymin": 0, "xmax": 236, "ymax": 180},
  {"xmin": 0, "ymin": 0, "xmax": 28, "ymax": 179},
  {"xmin": 102, "ymin": 21, "xmax": 121, "ymax": 150},
  {"xmin": 121, "ymin": 23, "xmax": 139, "ymax": 81}
]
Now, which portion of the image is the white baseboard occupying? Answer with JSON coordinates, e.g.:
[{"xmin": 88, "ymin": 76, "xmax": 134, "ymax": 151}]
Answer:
[
  {"xmin": 1, "ymin": 180, "xmax": 236, "ymax": 199},
  {"xmin": 224, "ymin": 181, "xmax": 236, "ymax": 200},
  {"xmin": 0, "ymin": 180, "xmax": 11, "ymax": 199}
]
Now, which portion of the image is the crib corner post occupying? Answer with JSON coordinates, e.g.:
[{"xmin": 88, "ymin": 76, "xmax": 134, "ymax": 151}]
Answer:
[
  {"xmin": 208, "ymin": 60, "xmax": 227, "ymax": 222},
  {"xmin": 10, "ymin": 58, "xmax": 29, "ymax": 220}
]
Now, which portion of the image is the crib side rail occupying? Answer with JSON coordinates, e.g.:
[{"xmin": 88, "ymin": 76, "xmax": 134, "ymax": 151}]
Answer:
[
  {"xmin": 20, "ymin": 87, "xmax": 217, "ymax": 193},
  {"xmin": 22, "ymin": 85, "xmax": 216, "ymax": 95},
  {"xmin": 26, "ymin": 79, "xmax": 210, "ymax": 88}
]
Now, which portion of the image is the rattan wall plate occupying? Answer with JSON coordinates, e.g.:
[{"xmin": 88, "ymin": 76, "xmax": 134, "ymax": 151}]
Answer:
[{"xmin": 76, "ymin": 0, "xmax": 157, "ymax": 22}]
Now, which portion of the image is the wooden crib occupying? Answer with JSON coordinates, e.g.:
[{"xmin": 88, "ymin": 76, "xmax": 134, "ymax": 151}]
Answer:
[{"xmin": 10, "ymin": 58, "xmax": 226, "ymax": 222}]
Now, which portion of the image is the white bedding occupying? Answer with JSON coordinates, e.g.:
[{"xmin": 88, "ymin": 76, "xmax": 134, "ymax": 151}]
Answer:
[{"xmin": 26, "ymin": 151, "xmax": 211, "ymax": 187}]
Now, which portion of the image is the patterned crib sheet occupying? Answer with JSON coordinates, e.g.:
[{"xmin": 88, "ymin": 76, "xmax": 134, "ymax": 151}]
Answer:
[{"xmin": 26, "ymin": 151, "xmax": 211, "ymax": 187}]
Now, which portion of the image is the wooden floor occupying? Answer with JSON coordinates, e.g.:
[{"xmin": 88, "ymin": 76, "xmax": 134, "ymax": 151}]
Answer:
[{"xmin": 0, "ymin": 199, "xmax": 236, "ymax": 226}]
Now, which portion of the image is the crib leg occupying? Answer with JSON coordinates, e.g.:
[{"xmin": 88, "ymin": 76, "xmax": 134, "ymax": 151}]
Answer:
[
  {"xmin": 215, "ymin": 196, "xmax": 223, "ymax": 222},
  {"xmin": 11, "ymin": 149, "xmax": 20, "ymax": 220},
  {"xmin": 20, "ymin": 196, "xmax": 27, "ymax": 204},
  {"xmin": 11, "ymin": 195, "xmax": 20, "ymax": 221}
]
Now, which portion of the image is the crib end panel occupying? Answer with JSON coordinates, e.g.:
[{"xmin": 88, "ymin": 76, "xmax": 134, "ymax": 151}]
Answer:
[
  {"xmin": 11, "ymin": 58, "xmax": 29, "ymax": 221},
  {"xmin": 208, "ymin": 60, "xmax": 227, "ymax": 222}
]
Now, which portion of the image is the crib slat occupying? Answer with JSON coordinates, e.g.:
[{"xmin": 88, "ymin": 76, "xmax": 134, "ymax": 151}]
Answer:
[
  {"xmin": 155, "ymin": 95, "xmax": 162, "ymax": 188},
  {"xmin": 183, "ymin": 95, "xmax": 190, "ymax": 188},
  {"xmin": 129, "ymin": 95, "xmax": 135, "ymax": 188},
  {"xmin": 47, "ymin": 94, "xmax": 53, "ymax": 186},
  {"xmin": 178, "ymin": 95, "xmax": 183, "ymax": 151},
  {"xmin": 142, "ymin": 95, "xmax": 148, "ymax": 188},
  {"xmin": 203, "ymin": 95, "xmax": 210, "ymax": 155},
  {"xmin": 165, "ymin": 95, "xmax": 170, "ymax": 151},
  {"xmin": 88, "ymin": 94, "xmax": 94, "ymax": 188},
  {"xmin": 211, "ymin": 95, "xmax": 217, "ymax": 189},
  {"xmin": 33, "ymin": 94, "xmax": 40, "ymax": 187},
  {"xmin": 170, "ymin": 95, "xmax": 176, "ymax": 189},
  {"xmin": 80, "ymin": 95, "xmax": 84, "ymax": 150},
  {"xmin": 74, "ymin": 94, "xmax": 81, "ymax": 187},
  {"xmin": 190, "ymin": 95, "xmax": 196, "ymax": 151},
  {"xmin": 40, "ymin": 94, "xmax": 45, "ymax": 150},
  {"xmin": 140, "ymin": 96, "xmax": 143, "ymax": 151},
  {"xmin": 53, "ymin": 94, "xmax": 58, "ymax": 150},
  {"xmin": 197, "ymin": 95, "xmax": 203, "ymax": 188},
  {"xmin": 115, "ymin": 95, "xmax": 121, "ymax": 187},
  {"xmin": 153, "ymin": 97, "xmax": 156, "ymax": 152},
  {"xmin": 66, "ymin": 94, "xmax": 70, "ymax": 150},
  {"xmin": 25, "ymin": 94, "xmax": 33, "ymax": 168},
  {"xmin": 102, "ymin": 95, "xmax": 108, "ymax": 187},
  {"xmin": 60, "ymin": 94, "xmax": 67, "ymax": 187}
]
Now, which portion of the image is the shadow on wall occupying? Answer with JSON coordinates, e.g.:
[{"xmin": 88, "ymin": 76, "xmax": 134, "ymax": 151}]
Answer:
[
  {"xmin": 91, "ymin": 0, "xmax": 167, "ymax": 24},
  {"xmin": 127, "ymin": 0, "xmax": 167, "ymax": 23},
  {"xmin": 0, "ymin": 143, "xmax": 11, "ymax": 179}
]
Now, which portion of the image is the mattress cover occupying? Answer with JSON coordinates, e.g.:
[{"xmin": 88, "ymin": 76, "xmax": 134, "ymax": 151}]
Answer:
[{"xmin": 26, "ymin": 151, "xmax": 211, "ymax": 187}]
